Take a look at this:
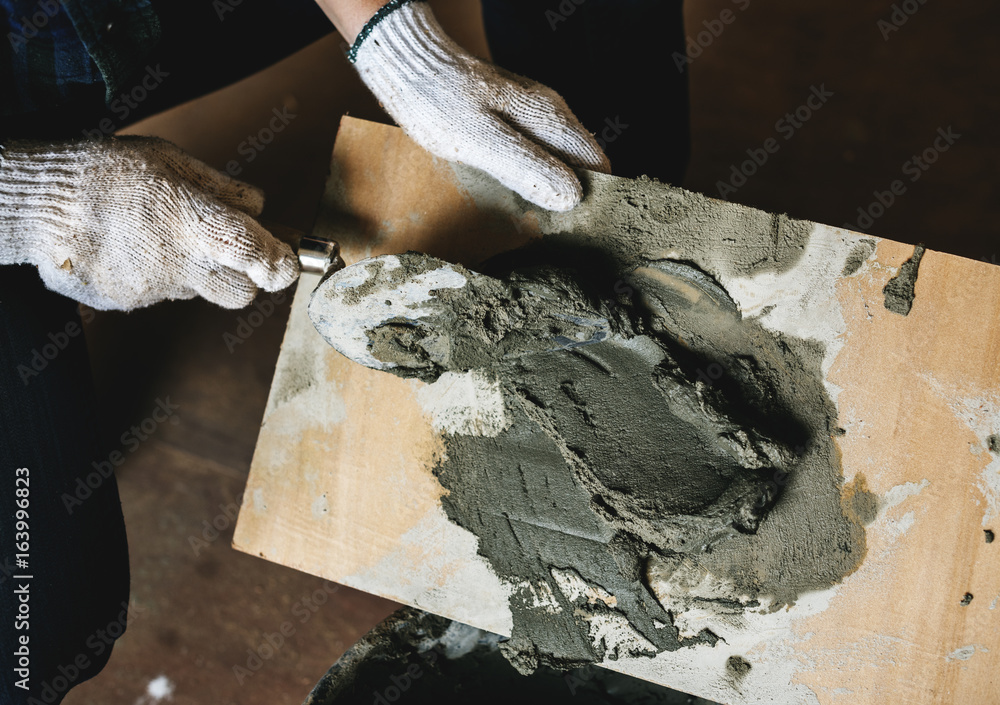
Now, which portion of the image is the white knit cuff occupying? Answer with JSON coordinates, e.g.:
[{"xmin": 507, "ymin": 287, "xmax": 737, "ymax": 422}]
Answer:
[{"xmin": 0, "ymin": 142, "xmax": 93, "ymax": 264}]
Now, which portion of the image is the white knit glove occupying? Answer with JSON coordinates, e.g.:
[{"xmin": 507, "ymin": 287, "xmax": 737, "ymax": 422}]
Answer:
[
  {"xmin": 349, "ymin": 0, "xmax": 610, "ymax": 212},
  {"xmin": 0, "ymin": 137, "xmax": 299, "ymax": 311}
]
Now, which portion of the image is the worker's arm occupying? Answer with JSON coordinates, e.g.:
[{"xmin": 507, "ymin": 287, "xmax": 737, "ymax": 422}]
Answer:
[
  {"xmin": 0, "ymin": 137, "xmax": 298, "ymax": 311},
  {"xmin": 313, "ymin": 0, "xmax": 611, "ymax": 212},
  {"xmin": 312, "ymin": 0, "xmax": 386, "ymax": 40}
]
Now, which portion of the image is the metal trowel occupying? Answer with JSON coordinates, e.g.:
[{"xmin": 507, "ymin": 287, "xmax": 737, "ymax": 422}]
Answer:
[
  {"xmin": 303, "ymin": 250, "xmax": 738, "ymax": 378},
  {"xmin": 266, "ymin": 224, "xmax": 345, "ymax": 278},
  {"xmin": 267, "ymin": 222, "xmax": 739, "ymax": 376}
]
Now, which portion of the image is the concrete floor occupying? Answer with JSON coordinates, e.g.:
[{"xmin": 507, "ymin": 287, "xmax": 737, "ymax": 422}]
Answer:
[{"xmin": 64, "ymin": 1, "xmax": 999, "ymax": 703}]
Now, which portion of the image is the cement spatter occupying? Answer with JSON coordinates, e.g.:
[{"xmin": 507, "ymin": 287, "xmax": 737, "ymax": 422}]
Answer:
[
  {"xmin": 883, "ymin": 244, "xmax": 926, "ymax": 315},
  {"xmin": 324, "ymin": 246, "xmax": 870, "ymax": 673},
  {"xmin": 843, "ymin": 239, "xmax": 877, "ymax": 277}
]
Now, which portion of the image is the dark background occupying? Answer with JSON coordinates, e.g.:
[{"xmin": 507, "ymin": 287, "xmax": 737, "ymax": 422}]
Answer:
[{"xmin": 682, "ymin": 0, "xmax": 996, "ymax": 264}]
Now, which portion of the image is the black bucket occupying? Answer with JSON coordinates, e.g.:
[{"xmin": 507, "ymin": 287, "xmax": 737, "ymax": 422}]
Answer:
[{"xmin": 303, "ymin": 607, "xmax": 720, "ymax": 705}]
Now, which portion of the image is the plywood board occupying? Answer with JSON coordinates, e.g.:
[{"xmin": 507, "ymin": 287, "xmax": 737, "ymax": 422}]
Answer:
[{"xmin": 234, "ymin": 116, "xmax": 999, "ymax": 704}]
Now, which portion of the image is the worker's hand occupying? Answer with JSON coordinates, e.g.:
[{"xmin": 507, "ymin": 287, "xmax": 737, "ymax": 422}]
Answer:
[
  {"xmin": 348, "ymin": 0, "xmax": 610, "ymax": 212},
  {"xmin": 0, "ymin": 136, "xmax": 298, "ymax": 311}
]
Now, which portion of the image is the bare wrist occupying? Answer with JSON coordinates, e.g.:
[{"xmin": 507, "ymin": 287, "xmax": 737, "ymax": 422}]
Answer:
[{"xmin": 313, "ymin": 0, "xmax": 391, "ymax": 43}]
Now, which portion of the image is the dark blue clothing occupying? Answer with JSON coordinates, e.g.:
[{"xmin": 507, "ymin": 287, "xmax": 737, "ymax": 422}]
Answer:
[
  {"xmin": 0, "ymin": 0, "xmax": 101, "ymax": 114},
  {"xmin": 0, "ymin": 0, "xmax": 331, "ymax": 140},
  {"xmin": 0, "ymin": 267, "xmax": 130, "ymax": 705},
  {"xmin": 0, "ymin": 0, "xmax": 159, "ymax": 115}
]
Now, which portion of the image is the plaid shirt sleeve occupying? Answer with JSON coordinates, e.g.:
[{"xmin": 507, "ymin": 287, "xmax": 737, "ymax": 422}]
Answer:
[{"xmin": 0, "ymin": 0, "xmax": 160, "ymax": 117}]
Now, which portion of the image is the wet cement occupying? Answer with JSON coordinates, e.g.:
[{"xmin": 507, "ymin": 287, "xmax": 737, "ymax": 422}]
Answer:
[
  {"xmin": 311, "ymin": 176, "xmax": 873, "ymax": 673},
  {"xmin": 726, "ymin": 656, "xmax": 752, "ymax": 679},
  {"xmin": 843, "ymin": 239, "xmax": 877, "ymax": 277},
  {"xmin": 883, "ymin": 245, "xmax": 925, "ymax": 315},
  {"xmin": 444, "ymin": 168, "xmax": 818, "ymax": 286}
]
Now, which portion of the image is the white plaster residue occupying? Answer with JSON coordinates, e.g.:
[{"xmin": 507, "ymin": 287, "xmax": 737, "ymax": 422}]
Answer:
[
  {"xmin": 604, "ymin": 585, "xmax": 841, "ymax": 705},
  {"xmin": 860, "ymin": 476, "xmax": 927, "ymax": 561},
  {"xmin": 551, "ymin": 567, "xmax": 589, "ymax": 603},
  {"xmin": 516, "ymin": 579, "xmax": 562, "ymax": 615},
  {"xmin": 646, "ymin": 554, "xmax": 758, "ymax": 640},
  {"xmin": 328, "ymin": 264, "xmax": 370, "ymax": 289},
  {"xmin": 133, "ymin": 675, "xmax": 174, "ymax": 704},
  {"xmin": 313, "ymin": 256, "xmax": 468, "ymax": 370},
  {"xmin": 585, "ymin": 613, "xmax": 657, "ymax": 659},
  {"xmin": 672, "ymin": 605, "xmax": 750, "ymax": 642},
  {"xmin": 870, "ymin": 479, "xmax": 928, "ymax": 560},
  {"xmin": 551, "ymin": 568, "xmax": 618, "ymax": 608},
  {"xmin": 346, "ymin": 507, "xmax": 514, "ymax": 636},
  {"xmin": 884, "ymin": 511, "xmax": 916, "ymax": 542},
  {"xmin": 380, "ymin": 255, "xmax": 402, "ymax": 272},
  {"xmin": 415, "ymin": 370, "xmax": 510, "ymax": 437},
  {"xmin": 881, "ymin": 479, "xmax": 930, "ymax": 511},
  {"xmin": 722, "ymin": 224, "xmax": 870, "ymax": 403},
  {"xmin": 980, "ymin": 458, "xmax": 1000, "ymax": 527},
  {"xmin": 949, "ymin": 394, "xmax": 1000, "ymax": 526},
  {"xmin": 253, "ymin": 271, "xmax": 348, "ymax": 471},
  {"xmin": 311, "ymin": 493, "xmax": 329, "ymax": 519},
  {"xmin": 546, "ymin": 568, "xmax": 656, "ymax": 660},
  {"xmin": 946, "ymin": 644, "xmax": 988, "ymax": 662}
]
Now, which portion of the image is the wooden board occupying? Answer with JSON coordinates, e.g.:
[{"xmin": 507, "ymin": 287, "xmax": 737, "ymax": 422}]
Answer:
[{"xmin": 234, "ymin": 116, "xmax": 1000, "ymax": 704}]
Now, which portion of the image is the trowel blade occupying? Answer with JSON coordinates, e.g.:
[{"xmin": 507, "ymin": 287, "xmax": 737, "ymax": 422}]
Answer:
[
  {"xmin": 307, "ymin": 253, "xmax": 614, "ymax": 376},
  {"xmin": 626, "ymin": 259, "xmax": 740, "ymax": 344}
]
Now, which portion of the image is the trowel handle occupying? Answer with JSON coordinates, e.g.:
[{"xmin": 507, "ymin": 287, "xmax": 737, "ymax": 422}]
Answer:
[
  {"xmin": 297, "ymin": 234, "xmax": 344, "ymax": 275},
  {"xmin": 262, "ymin": 221, "xmax": 345, "ymax": 276}
]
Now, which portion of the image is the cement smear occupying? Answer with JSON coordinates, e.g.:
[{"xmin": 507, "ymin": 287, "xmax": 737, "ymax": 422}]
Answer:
[
  {"xmin": 842, "ymin": 239, "xmax": 877, "ymax": 277},
  {"xmin": 309, "ymin": 176, "xmax": 872, "ymax": 674},
  {"xmin": 883, "ymin": 244, "xmax": 925, "ymax": 315},
  {"xmin": 448, "ymin": 167, "xmax": 815, "ymax": 282}
]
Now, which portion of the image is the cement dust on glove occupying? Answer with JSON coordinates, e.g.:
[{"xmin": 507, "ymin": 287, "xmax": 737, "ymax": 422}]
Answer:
[{"xmin": 0, "ymin": 136, "xmax": 299, "ymax": 311}]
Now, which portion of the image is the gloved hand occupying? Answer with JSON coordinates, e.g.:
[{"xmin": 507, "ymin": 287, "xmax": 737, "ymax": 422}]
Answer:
[
  {"xmin": 349, "ymin": 0, "xmax": 610, "ymax": 212},
  {"xmin": 0, "ymin": 136, "xmax": 299, "ymax": 311}
]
